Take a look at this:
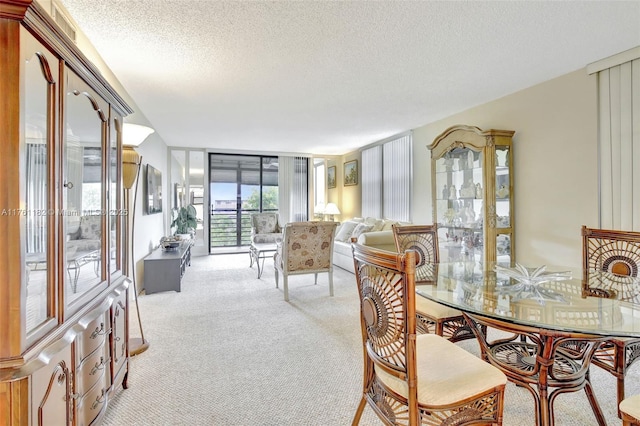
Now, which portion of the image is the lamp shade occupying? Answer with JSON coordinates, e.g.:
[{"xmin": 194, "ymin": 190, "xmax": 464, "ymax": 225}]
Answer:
[
  {"xmin": 122, "ymin": 146, "xmax": 141, "ymax": 190},
  {"xmin": 324, "ymin": 203, "xmax": 340, "ymax": 215},
  {"xmin": 123, "ymin": 123, "xmax": 154, "ymax": 147}
]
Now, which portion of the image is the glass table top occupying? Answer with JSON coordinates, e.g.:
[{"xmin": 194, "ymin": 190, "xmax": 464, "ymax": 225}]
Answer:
[{"xmin": 416, "ymin": 262, "xmax": 640, "ymax": 338}]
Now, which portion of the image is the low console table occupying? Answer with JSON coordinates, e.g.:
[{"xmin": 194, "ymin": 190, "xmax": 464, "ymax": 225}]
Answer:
[{"xmin": 144, "ymin": 242, "xmax": 191, "ymax": 294}]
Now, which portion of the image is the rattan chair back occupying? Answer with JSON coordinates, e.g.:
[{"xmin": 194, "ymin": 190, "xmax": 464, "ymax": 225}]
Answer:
[
  {"xmin": 350, "ymin": 242, "xmax": 506, "ymax": 425},
  {"xmin": 581, "ymin": 225, "xmax": 640, "ymax": 418}
]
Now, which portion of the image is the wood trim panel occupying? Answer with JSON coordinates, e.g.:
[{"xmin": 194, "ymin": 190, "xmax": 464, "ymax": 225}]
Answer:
[{"xmin": 0, "ymin": 18, "xmax": 24, "ymax": 359}]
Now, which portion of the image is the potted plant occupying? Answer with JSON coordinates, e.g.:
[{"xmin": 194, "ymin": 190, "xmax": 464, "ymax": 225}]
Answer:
[{"xmin": 171, "ymin": 205, "xmax": 198, "ymax": 238}]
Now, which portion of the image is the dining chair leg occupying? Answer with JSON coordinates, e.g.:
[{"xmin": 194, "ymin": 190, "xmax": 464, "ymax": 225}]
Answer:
[
  {"xmin": 351, "ymin": 396, "xmax": 367, "ymax": 426},
  {"xmin": 583, "ymin": 379, "xmax": 607, "ymax": 426}
]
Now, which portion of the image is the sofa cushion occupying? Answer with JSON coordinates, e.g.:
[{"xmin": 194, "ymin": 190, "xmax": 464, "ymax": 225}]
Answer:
[
  {"xmin": 351, "ymin": 223, "xmax": 373, "ymax": 239},
  {"xmin": 335, "ymin": 220, "xmax": 359, "ymax": 242},
  {"xmin": 381, "ymin": 219, "xmax": 400, "ymax": 231}
]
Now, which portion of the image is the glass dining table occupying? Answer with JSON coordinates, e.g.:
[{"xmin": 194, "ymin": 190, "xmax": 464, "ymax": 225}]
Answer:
[{"xmin": 415, "ymin": 261, "xmax": 640, "ymax": 426}]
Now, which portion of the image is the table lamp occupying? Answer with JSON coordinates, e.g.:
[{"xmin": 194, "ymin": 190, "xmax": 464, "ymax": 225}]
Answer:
[{"xmin": 324, "ymin": 203, "xmax": 341, "ymax": 221}]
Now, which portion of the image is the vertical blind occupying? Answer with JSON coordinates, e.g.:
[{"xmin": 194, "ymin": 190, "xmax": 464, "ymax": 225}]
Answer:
[
  {"xmin": 361, "ymin": 132, "xmax": 412, "ymax": 222},
  {"xmin": 361, "ymin": 145, "xmax": 382, "ymax": 218},
  {"xmin": 278, "ymin": 156, "xmax": 308, "ymax": 224},
  {"xmin": 589, "ymin": 48, "xmax": 640, "ymax": 230},
  {"xmin": 25, "ymin": 141, "xmax": 47, "ymax": 253}
]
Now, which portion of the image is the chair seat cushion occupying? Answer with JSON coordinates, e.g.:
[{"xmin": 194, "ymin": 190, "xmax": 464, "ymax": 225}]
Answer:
[
  {"xmin": 620, "ymin": 394, "xmax": 640, "ymax": 420},
  {"xmin": 375, "ymin": 334, "xmax": 506, "ymax": 407},
  {"xmin": 252, "ymin": 233, "xmax": 282, "ymax": 244},
  {"xmin": 415, "ymin": 296, "xmax": 463, "ymax": 320}
]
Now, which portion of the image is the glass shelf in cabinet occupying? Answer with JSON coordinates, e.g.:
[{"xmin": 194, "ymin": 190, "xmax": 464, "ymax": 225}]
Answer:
[{"xmin": 437, "ymin": 224, "xmax": 482, "ymax": 231}]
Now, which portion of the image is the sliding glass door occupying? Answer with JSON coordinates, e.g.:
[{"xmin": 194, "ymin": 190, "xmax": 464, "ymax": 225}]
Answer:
[{"xmin": 209, "ymin": 154, "xmax": 279, "ymax": 251}]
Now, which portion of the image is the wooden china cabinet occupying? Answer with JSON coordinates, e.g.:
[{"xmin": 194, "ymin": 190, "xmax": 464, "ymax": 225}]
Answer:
[
  {"xmin": 0, "ymin": 1, "xmax": 132, "ymax": 424},
  {"xmin": 428, "ymin": 125, "xmax": 516, "ymax": 268}
]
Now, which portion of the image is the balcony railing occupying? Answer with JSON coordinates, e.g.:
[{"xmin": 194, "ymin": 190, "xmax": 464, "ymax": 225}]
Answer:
[{"xmin": 210, "ymin": 209, "xmax": 252, "ymax": 247}]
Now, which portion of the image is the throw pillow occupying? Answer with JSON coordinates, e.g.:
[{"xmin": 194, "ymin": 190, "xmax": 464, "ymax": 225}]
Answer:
[
  {"xmin": 381, "ymin": 220, "xmax": 399, "ymax": 231},
  {"xmin": 351, "ymin": 223, "xmax": 373, "ymax": 240},
  {"xmin": 80, "ymin": 215, "xmax": 101, "ymax": 240},
  {"xmin": 370, "ymin": 219, "xmax": 385, "ymax": 232},
  {"xmin": 335, "ymin": 221, "xmax": 359, "ymax": 242}
]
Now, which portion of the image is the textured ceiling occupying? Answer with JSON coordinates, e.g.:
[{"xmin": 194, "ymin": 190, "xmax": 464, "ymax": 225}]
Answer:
[{"xmin": 58, "ymin": 0, "xmax": 640, "ymax": 155}]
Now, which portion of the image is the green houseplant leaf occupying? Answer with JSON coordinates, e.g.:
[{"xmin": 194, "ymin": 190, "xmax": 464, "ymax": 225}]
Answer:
[{"xmin": 171, "ymin": 205, "xmax": 197, "ymax": 235}]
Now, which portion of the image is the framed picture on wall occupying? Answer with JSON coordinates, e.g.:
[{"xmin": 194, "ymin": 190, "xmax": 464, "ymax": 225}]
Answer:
[
  {"xmin": 344, "ymin": 160, "xmax": 358, "ymax": 186},
  {"xmin": 327, "ymin": 165, "xmax": 336, "ymax": 189},
  {"xmin": 145, "ymin": 164, "xmax": 163, "ymax": 214}
]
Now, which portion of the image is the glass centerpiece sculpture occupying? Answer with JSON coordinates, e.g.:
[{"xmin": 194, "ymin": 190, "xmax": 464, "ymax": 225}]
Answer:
[{"xmin": 495, "ymin": 263, "xmax": 572, "ymax": 304}]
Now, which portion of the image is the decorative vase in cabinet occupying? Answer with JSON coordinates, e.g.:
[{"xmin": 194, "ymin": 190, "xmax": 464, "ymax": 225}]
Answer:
[{"xmin": 428, "ymin": 125, "xmax": 515, "ymax": 268}]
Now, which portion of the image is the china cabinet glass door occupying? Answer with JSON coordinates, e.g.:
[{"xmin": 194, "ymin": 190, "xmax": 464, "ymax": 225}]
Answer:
[
  {"xmin": 495, "ymin": 146, "xmax": 513, "ymax": 265},
  {"xmin": 23, "ymin": 36, "xmax": 57, "ymax": 336},
  {"xmin": 64, "ymin": 69, "xmax": 108, "ymax": 307},
  {"xmin": 434, "ymin": 147, "xmax": 485, "ymax": 264}
]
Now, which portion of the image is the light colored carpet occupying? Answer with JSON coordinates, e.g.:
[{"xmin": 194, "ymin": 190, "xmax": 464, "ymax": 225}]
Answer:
[{"xmin": 104, "ymin": 253, "xmax": 639, "ymax": 425}]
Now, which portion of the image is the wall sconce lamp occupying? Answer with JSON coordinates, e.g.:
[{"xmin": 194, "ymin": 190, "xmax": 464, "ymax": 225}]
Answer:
[{"xmin": 324, "ymin": 203, "xmax": 341, "ymax": 222}]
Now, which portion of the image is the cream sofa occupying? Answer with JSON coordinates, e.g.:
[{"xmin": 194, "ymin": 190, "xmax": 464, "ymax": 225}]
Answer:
[{"xmin": 332, "ymin": 217, "xmax": 407, "ymax": 273}]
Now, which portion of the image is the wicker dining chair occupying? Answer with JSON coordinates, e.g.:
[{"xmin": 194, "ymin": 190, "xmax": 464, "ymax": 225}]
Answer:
[
  {"xmin": 391, "ymin": 224, "xmax": 476, "ymax": 342},
  {"xmin": 581, "ymin": 225, "xmax": 640, "ymax": 417},
  {"xmin": 620, "ymin": 395, "xmax": 640, "ymax": 426},
  {"xmin": 350, "ymin": 242, "xmax": 507, "ymax": 425}
]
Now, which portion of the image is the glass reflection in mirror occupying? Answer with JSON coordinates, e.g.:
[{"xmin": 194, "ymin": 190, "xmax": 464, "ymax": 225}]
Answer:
[
  {"xmin": 24, "ymin": 50, "xmax": 53, "ymax": 333},
  {"xmin": 170, "ymin": 150, "xmax": 186, "ymax": 211},
  {"xmin": 64, "ymin": 77, "xmax": 106, "ymax": 303},
  {"xmin": 189, "ymin": 151, "xmax": 204, "ymax": 247}
]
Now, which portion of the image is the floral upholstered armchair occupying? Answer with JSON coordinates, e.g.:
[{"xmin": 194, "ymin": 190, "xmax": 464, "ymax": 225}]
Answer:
[
  {"xmin": 250, "ymin": 212, "xmax": 282, "ymax": 244},
  {"xmin": 66, "ymin": 215, "xmax": 102, "ymax": 252},
  {"xmin": 273, "ymin": 221, "xmax": 338, "ymax": 301}
]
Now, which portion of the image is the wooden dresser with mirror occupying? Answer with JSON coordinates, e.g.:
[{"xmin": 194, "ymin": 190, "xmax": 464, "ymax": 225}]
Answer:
[{"xmin": 0, "ymin": 1, "xmax": 132, "ymax": 424}]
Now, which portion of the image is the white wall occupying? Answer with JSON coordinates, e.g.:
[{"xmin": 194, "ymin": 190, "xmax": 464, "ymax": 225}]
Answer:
[
  {"xmin": 132, "ymin": 135, "xmax": 169, "ymax": 291},
  {"xmin": 410, "ymin": 69, "xmax": 599, "ymax": 270}
]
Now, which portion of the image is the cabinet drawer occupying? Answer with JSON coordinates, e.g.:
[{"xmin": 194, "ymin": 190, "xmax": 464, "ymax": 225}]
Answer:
[
  {"xmin": 77, "ymin": 314, "xmax": 109, "ymax": 361},
  {"xmin": 75, "ymin": 344, "xmax": 108, "ymax": 397},
  {"xmin": 76, "ymin": 371, "xmax": 107, "ymax": 426}
]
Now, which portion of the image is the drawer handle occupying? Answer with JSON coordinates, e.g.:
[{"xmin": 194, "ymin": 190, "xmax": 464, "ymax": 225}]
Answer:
[
  {"xmin": 90, "ymin": 323, "xmax": 111, "ymax": 339},
  {"xmin": 91, "ymin": 389, "xmax": 106, "ymax": 410},
  {"xmin": 90, "ymin": 356, "xmax": 110, "ymax": 375},
  {"xmin": 65, "ymin": 392, "xmax": 80, "ymax": 401}
]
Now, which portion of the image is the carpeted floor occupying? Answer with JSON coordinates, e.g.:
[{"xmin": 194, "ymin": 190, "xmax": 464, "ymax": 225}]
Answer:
[{"xmin": 103, "ymin": 253, "xmax": 639, "ymax": 425}]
